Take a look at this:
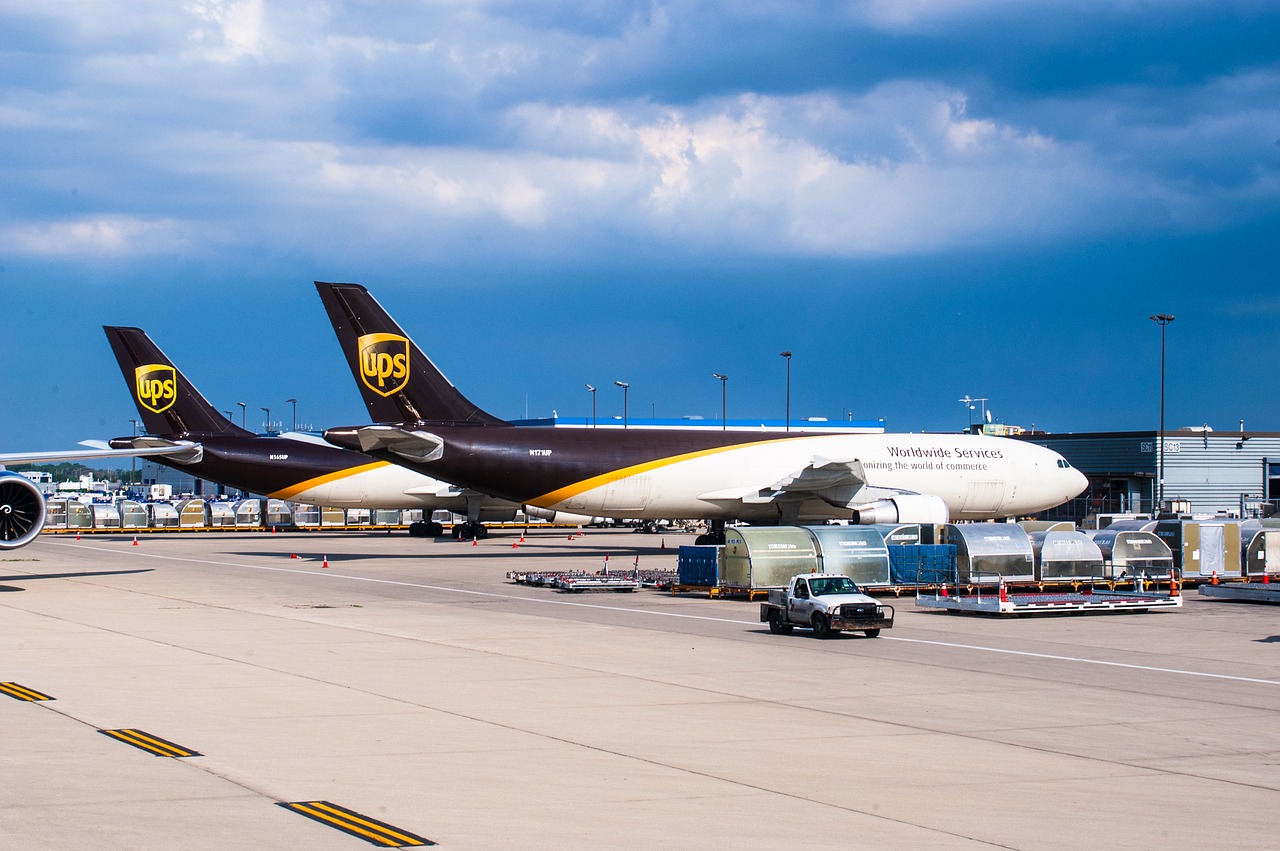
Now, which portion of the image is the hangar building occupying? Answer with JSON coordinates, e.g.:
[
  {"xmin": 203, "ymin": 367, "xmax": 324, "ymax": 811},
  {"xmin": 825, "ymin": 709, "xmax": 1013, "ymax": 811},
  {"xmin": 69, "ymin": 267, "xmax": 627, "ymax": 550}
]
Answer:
[{"xmin": 1020, "ymin": 428, "xmax": 1280, "ymax": 522}]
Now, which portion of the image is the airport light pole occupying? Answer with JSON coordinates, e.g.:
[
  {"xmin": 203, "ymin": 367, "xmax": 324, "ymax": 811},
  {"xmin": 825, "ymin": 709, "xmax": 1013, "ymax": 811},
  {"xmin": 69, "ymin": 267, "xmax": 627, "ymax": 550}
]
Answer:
[
  {"xmin": 713, "ymin": 373, "xmax": 728, "ymax": 430},
  {"xmin": 585, "ymin": 384, "xmax": 596, "ymax": 428},
  {"xmin": 285, "ymin": 398, "xmax": 297, "ymax": 432},
  {"xmin": 1150, "ymin": 313, "xmax": 1175, "ymax": 512},
  {"xmin": 614, "ymin": 381, "xmax": 629, "ymax": 429},
  {"xmin": 236, "ymin": 401, "xmax": 246, "ymax": 429},
  {"xmin": 129, "ymin": 419, "xmax": 139, "ymax": 488},
  {"xmin": 779, "ymin": 351, "xmax": 792, "ymax": 432},
  {"xmin": 260, "ymin": 407, "xmax": 271, "ymax": 435},
  {"xmin": 223, "ymin": 410, "xmax": 233, "ymax": 422},
  {"xmin": 959, "ymin": 395, "xmax": 974, "ymax": 430}
]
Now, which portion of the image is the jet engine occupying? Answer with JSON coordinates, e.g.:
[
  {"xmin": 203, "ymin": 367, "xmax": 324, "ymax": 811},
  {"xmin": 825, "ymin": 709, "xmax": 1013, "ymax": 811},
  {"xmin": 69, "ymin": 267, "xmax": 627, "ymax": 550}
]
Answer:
[
  {"xmin": 522, "ymin": 506, "xmax": 597, "ymax": 526},
  {"xmin": 852, "ymin": 494, "xmax": 949, "ymax": 525},
  {"xmin": 0, "ymin": 471, "xmax": 47, "ymax": 550}
]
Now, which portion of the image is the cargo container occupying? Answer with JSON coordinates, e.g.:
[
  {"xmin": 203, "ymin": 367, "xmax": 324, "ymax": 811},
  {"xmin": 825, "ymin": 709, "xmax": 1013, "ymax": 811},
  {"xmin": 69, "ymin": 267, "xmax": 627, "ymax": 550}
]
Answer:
[
  {"xmin": 888, "ymin": 544, "xmax": 957, "ymax": 585},
  {"xmin": 721, "ymin": 527, "xmax": 818, "ymax": 589},
  {"xmin": 940, "ymin": 523, "xmax": 1035, "ymax": 584},
  {"xmin": 118, "ymin": 500, "xmax": 148, "ymax": 529},
  {"xmin": 1089, "ymin": 529, "xmax": 1174, "ymax": 580},
  {"xmin": 677, "ymin": 545, "xmax": 720, "ymax": 587},
  {"xmin": 806, "ymin": 525, "xmax": 891, "ymax": 586},
  {"xmin": 1154, "ymin": 519, "xmax": 1241, "ymax": 577},
  {"xmin": 1030, "ymin": 531, "xmax": 1105, "ymax": 581}
]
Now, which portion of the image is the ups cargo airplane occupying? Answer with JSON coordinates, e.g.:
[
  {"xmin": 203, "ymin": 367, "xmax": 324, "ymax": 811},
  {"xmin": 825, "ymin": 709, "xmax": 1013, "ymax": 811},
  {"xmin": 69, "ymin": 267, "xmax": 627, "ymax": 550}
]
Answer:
[
  {"xmin": 0, "ymin": 326, "xmax": 529, "ymax": 551},
  {"xmin": 316, "ymin": 282, "xmax": 1088, "ymax": 542}
]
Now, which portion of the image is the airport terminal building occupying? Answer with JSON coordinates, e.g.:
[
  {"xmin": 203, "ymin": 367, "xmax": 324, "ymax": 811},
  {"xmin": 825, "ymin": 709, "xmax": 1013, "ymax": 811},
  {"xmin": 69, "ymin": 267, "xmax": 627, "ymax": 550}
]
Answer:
[{"xmin": 1021, "ymin": 428, "xmax": 1280, "ymax": 521}]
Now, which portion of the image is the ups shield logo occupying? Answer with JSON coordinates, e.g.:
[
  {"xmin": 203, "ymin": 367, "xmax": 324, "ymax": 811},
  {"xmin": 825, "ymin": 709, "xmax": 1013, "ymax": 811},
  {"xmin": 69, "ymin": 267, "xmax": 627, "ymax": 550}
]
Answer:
[
  {"xmin": 135, "ymin": 364, "xmax": 177, "ymax": 414},
  {"xmin": 358, "ymin": 333, "xmax": 410, "ymax": 397}
]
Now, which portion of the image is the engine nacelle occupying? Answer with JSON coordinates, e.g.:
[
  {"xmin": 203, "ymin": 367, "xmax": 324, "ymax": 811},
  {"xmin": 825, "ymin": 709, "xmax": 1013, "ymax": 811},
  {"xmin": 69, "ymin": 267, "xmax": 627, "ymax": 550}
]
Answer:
[
  {"xmin": 853, "ymin": 494, "xmax": 949, "ymax": 525},
  {"xmin": 522, "ymin": 506, "xmax": 597, "ymax": 526},
  {"xmin": 0, "ymin": 471, "xmax": 47, "ymax": 550}
]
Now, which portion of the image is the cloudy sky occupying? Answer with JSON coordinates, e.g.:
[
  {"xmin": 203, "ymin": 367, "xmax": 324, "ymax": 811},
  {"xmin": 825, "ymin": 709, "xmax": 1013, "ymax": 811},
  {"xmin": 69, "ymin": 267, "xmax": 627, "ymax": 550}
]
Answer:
[{"xmin": 3, "ymin": 0, "xmax": 1278, "ymax": 449}]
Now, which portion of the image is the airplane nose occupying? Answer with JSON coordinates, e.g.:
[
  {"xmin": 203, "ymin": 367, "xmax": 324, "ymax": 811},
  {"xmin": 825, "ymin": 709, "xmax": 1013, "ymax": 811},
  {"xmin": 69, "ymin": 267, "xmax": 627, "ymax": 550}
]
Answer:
[{"xmin": 1068, "ymin": 467, "xmax": 1088, "ymax": 498}]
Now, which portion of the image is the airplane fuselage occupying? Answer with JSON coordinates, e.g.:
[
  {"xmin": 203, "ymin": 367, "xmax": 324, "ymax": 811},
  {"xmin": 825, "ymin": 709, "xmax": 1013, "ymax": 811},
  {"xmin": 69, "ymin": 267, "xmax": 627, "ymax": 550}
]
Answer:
[{"xmin": 325, "ymin": 425, "xmax": 1087, "ymax": 522}]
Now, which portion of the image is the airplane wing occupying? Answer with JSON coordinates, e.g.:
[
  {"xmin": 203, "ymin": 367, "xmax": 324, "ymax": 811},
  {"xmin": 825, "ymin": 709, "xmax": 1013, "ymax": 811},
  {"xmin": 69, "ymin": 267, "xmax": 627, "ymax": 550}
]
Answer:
[
  {"xmin": 699, "ymin": 456, "xmax": 876, "ymax": 509},
  {"xmin": 0, "ymin": 440, "xmax": 202, "ymax": 466}
]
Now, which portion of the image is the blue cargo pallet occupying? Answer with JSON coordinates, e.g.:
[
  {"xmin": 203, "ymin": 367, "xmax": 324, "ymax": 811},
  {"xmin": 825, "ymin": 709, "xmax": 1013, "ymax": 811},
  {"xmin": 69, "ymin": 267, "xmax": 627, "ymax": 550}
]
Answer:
[
  {"xmin": 677, "ymin": 545, "xmax": 720, "ymax": 587},
  {"xmin": 889, "ymin": 544, "xmax": 957, "ymax": 586}
]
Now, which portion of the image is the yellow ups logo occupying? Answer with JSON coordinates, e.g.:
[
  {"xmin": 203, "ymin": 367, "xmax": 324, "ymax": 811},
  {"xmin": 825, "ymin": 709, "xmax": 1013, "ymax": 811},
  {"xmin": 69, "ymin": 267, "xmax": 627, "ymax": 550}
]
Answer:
[
  {"xmin": 358, "ymin": 333, "xmax": 410, "ymax": 397},
  {"xmin": 135, "ymin": 364, "xmax": 177, "ymax": 414}
]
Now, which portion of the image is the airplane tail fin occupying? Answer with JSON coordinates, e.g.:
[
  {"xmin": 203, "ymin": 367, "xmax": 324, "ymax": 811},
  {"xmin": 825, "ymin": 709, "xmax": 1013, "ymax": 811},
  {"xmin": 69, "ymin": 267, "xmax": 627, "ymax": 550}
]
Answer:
[
  {"xmin": 103, "ymin": 326, "xmax": 254, "ymax": 438},
  {"xmin": 314, "ymin": 282, "xmax": 510, "ymax": 426}
]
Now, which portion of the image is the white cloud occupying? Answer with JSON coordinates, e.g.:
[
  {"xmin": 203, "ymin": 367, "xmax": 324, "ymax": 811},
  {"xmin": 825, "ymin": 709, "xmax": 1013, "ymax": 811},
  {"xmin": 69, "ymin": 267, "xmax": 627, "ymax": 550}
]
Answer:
[{"xmin": 3, "ymin": 216, "xmax": 187, "ymax": 256}]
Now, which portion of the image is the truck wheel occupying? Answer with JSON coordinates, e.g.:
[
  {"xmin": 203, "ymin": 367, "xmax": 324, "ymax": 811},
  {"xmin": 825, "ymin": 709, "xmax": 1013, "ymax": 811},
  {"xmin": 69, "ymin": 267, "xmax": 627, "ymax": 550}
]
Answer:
[
  {"xmin": 863, "ymin": 628, "xmax": 881, "ymax": 638},
  {"xmin": 768, "ymin": 611, "xmax": 792, "ymax": 635},
  {"xmin": 810, "ymin": 613, "xmax": 831, "ymax": 639}
]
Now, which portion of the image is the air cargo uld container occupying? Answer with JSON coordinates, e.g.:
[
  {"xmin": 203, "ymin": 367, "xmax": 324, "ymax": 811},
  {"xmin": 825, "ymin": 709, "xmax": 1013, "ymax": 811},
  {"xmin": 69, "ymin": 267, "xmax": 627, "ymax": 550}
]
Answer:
[
  {"xmin": 148, "ymin": 502, "xmax": 179, "ymax": 528},
  {"xmin": 1154, "ymin": 519, "xmax": 1241, "ymax": 577},
  {"xmin": 866, "ymin": 523, "xmax": 925, "ymax": 547},
  {"xmin": 888, "ymin": 544, "xmax": 957, "ymax": 585},
  {"xmin": 806, "ymin": 525, "xmax": 891, "ymax": 586},
  {"xmin": 940, "ymin": 523, "xmax": 1035, "ymax": 584},
  {"xmin": 677, "ymin": 545, "xmax": 721, "ymax": 587},
  {"xmin": 118, "ymin": 500, "xmax": 148, "ymax": 529},
  {"xmin": 1240, "ymin": 520, "xmax": 1280, "ymax": 577},
  {"xmin": 89, "ymin": 502, "xmax": 121, "ymax": 529},
  {"xmin": 209, "ymin": 501, "xmax": 236, "ymax": 528},
  {"xmin": 176, "ymin": 499, "xmax": 210, "ymax": 528},
  {"xmin": 233, "ymin": 499, "xmax": 262, "ymax": 528},
  {"xmin": 722, "ymin": 527, "xmax": 818, "ymax": 590},
  {"xmin": 1030, "ymin": 531, "xmax": 1105, "ymax": 581},
  {"xmin": 1090, "ymin": 529, "xmax": 1174, "ymax": 579}
]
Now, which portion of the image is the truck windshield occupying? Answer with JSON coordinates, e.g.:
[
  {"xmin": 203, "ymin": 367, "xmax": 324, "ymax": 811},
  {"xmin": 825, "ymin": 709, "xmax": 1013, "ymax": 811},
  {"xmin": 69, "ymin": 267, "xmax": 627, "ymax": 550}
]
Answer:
[{"xmin": 809, "ymin": 577, "xmax": 859, "ymax": 596}]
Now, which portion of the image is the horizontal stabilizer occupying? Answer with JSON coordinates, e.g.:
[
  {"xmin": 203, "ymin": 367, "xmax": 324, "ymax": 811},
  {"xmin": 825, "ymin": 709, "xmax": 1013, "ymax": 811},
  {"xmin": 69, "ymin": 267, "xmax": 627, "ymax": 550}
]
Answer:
[{"xmin": 352, "ymin": 426, "xmax": 445, "ymax": 463}]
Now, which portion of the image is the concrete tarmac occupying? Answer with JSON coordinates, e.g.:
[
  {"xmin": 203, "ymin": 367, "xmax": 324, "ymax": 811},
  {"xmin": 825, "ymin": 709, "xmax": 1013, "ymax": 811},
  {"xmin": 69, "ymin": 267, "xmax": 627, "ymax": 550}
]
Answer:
[{"xmin": 2, "ymin": 528, "xmax": 1277, "ymax": 849}]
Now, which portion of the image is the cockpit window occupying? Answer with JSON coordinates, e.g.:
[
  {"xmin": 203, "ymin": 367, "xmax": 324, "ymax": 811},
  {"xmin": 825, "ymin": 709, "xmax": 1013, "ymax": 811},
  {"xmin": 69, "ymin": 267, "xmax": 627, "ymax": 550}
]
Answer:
[{"xmin": 1056, "ymin": 459, "xmax": 1072, "ymax": 468}]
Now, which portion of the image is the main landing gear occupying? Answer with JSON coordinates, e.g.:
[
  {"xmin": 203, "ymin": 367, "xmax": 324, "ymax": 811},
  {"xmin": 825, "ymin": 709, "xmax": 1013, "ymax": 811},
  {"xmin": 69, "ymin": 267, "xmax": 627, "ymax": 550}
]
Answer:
[{"xmin": 694, "ymin": 519, "xmax": 726, "ymax": 546}]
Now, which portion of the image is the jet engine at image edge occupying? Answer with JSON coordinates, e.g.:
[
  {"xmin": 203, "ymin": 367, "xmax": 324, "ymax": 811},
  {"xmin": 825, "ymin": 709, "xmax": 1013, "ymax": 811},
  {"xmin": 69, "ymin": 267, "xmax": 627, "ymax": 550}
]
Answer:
[
  {"xmin": 522, "ymin": 506, "xmax": 599, "ymax": 526},
  {"xmin": 0, "ymin": 471, "xmax": 47, "ymax": 550},
  {"xmin": 852, "ymin": 494, "xmax": 950, "ymax": 525}
]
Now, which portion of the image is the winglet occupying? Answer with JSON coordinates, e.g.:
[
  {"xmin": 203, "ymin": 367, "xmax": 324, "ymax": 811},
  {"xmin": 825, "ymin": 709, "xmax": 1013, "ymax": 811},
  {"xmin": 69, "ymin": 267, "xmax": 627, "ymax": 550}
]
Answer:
[{"xmin": 314, "ymin": 282, "xmax": 510, "ymax": 427}]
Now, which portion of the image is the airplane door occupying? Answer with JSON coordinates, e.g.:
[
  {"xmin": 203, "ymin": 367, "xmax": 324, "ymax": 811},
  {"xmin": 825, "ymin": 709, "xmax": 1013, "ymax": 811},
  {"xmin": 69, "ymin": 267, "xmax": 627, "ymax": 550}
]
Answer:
[
  {"xmin": 961, "ymin": 481, "xmax": 1005, "ymax": 514},
  {"xmin": 603, "ymin": 474, "xmax": 652, "ymax": 511}
]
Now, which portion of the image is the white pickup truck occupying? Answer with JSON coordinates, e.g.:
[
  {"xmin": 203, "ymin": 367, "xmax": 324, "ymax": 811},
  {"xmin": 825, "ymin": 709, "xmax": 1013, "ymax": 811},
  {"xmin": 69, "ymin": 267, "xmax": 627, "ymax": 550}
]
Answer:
[{"xmin": 760, "ymin": 573, "xmax": 895, "ymax": 638}]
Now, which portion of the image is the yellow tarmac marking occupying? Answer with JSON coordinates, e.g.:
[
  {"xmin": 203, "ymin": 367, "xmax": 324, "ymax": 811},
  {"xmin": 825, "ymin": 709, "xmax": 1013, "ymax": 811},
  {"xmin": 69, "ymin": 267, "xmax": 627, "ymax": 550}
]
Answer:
[
  {"xmin": 280, "ymin": 801, "xmax": 433, "ymax": 847},
  {"xmin": 99, "ymin": 728, "xmax": 201, "ymax": 758},
  {"xmin": 0, "ymin": 682, "xmax": 54, "ymax": 701}
]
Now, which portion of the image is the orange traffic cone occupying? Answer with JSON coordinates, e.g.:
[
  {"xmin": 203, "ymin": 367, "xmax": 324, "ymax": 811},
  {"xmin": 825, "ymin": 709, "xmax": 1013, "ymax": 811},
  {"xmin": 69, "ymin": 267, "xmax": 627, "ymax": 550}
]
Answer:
[
  {"xmin": 132, "ymin": 536, "xmax": 139, "ymax": 547},
  {"xmin": 1263, "ymin": 571, "xmax": 1270, "ymax": 585},
  {"xmin": 1169, "ymin": 574, "xmax": 1179, "ymax": 597},
  {"xmin": 940, "ymin": 582, "xmax": 949, "ymax": 598},
  {"xmin": 512, "ymin": 540, "xmax": 519, "ymax": 549},
  {"xmin": 272, "ymin": 526, "xmax": 276, "ymax": 534},
  {"xmin": 1211, "ymin": 570, "xmax": 1218, "ymax": 585},
  {"xmin": 322, "ymin": 555, "xmax": 329, "ymax": 569},
  {"xmin": 290, "ymin": 554, "xmax": 298, "ymax": 559},
  {"xmin": 472, "ymin": 537, "xmax": 478, "ymax": 547},
  {"xmin": 75, "ymin": 532, "xmax": 80, "ymax": 541},
  {"xmin": 998, "ymin": 576, "xmax": 1008, "ymax": 603}
]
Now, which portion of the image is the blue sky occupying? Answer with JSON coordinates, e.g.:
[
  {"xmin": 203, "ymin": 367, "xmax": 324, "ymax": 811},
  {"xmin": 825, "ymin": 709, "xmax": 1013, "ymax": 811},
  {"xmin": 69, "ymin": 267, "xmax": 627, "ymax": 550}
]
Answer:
[{"xmin": 3, "ymin": 0, "xmax": 1278, "ymax": 450}]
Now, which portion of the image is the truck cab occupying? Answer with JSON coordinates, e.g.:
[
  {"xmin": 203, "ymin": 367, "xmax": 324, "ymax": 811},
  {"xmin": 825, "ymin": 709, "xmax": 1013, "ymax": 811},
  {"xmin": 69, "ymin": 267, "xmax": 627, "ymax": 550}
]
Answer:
[{"xmin": 761, "ymin": 573, "xmax": 894, "ymax": 638}]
